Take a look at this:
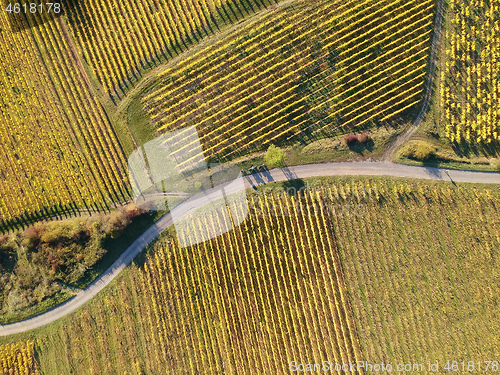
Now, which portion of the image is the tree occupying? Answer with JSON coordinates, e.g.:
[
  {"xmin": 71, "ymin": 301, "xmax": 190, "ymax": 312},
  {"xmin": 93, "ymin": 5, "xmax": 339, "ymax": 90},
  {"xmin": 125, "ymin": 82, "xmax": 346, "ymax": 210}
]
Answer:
[
  {"xmin": 264, "ymin": 144, "xmax": 285, "ymax": 168},
  {"xmin": 358, "ymin": 133, "xmax": 372, "ymax": 144}
]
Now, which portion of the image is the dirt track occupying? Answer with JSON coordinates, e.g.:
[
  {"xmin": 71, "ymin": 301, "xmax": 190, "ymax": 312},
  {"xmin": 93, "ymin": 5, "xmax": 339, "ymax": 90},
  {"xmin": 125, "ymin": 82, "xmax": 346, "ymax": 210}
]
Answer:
[{"xmin": 382, "ymin": 0, "xmax": 446, "ymax": 160}]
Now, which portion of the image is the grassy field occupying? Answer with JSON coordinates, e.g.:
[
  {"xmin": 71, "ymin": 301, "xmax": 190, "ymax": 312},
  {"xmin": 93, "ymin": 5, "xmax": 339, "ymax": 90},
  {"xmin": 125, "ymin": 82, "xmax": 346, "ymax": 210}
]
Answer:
[{"xmin": 1, "ymin": 177, "xmax": 498, "ymax": 374}]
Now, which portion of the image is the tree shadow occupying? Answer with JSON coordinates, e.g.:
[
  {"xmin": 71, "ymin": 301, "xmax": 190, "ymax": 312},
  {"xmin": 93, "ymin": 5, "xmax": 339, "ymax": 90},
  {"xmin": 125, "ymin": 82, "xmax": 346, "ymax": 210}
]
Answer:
[
  {"xmin": 0, "ymin": 243, "xmax": 17, "ymax": 273},
  {"xmin": 259, "ymin": 170, "xmax": 275, "ymax": 183},
  {"xmin": 281, "ymin": 166, "xmax": 298, "ymax": 180},
  {"xmin": 451, "ymin": 141, "xmax": 500, "ymax": 158},
  {"xmin": 347, "ymin": 139, "xmax": 375, "ymax": 155},
  {"xmin": 421, "ymin": 165, "xmax": 443, "ymax": 179},
  {"xmin": 282, "ymin": 179, "xmax": 306, "ymax": 196}
]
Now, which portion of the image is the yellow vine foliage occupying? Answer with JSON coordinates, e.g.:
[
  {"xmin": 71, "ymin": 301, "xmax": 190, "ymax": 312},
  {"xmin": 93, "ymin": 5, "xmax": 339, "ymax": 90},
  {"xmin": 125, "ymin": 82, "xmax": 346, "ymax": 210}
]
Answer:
[
  {"xmin": 440, "ymin": 0, "xmax": 499, "ymax": 144},
  {"xmin": 0, "ymin": 340, "xmax": 39, "ymax": 375}
]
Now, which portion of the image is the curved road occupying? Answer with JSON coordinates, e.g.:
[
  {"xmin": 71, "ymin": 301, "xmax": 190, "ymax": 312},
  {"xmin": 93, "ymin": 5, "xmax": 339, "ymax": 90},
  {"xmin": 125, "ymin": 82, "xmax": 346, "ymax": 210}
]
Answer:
[{"xmin": 1, "ymin": 161, "xmax": 499, "ymax": 336}]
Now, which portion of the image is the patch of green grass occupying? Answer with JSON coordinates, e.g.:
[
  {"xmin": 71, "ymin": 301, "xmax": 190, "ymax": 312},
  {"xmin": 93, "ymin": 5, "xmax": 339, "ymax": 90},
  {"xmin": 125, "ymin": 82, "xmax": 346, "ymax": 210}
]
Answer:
[
  {"xmin": 0, "ymin": 291, "xmax": 73, "ymax": 326},
  {"xmin": 289, "ymin": 125, "xmax": 403, "ymax": 164},
  {"xmin": 396, "ymin": 131, "xmax": 500, "ymax": 172},
  {"xmin": 126, "ymin": 96, "xmax": 157, "ymax": 147},
  {"xmin": 396, "ymin": 154, "xmax": 499, "ymax": 172}
]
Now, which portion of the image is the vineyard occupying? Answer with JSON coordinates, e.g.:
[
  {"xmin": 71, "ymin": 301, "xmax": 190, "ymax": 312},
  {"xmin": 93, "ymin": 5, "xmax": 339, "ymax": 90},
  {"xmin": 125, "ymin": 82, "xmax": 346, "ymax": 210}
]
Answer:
[
  {"xmin": 0, "ymin": 0, "xmax": 440, "ymax": 231},
  {"xmin": 334, "ymin": 180, "xmax": 500, "ymax": 366},
  {"xmin": 0, "ymin": 340, "xmax": 39, "ymax": 374},
  {"xmin": 1, "ymin": 177, "xmax": 499, "ymax": 374},
  {"xmin": 439, "ymin": 0, "xmax": 499, "ymax": 145},
  {"xmin": 65, "ymin": 0, "xmax": 277, "ymax": 96},
  {"xmin": 4, "ymin": 182, "xmax": 365, "ymax": 374},
  {"xmin": 141, "ymin": 0, "xmax": 434, "ymax": 164},
  {"xmin": 0, "ymin": 11, "xmax": 128, "ymax": 231}
]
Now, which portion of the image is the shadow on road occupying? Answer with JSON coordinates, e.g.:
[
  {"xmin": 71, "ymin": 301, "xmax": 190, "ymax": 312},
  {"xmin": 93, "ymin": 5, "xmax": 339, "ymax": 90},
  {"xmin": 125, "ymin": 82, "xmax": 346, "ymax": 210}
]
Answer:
[
  {"xmin": 246, "ymin": 176, "xmax": 258, "ymax": 190},
  {"xmin": 422, "ymin": 166, "xmax": 443, "ymax": 179},
  {"xmin": 282, "ymin": 166, "xmax": 298, "ymax": 180},
  {"xmin": 260, "ymin": 170, "xmax": 275, "ymax": 183},
  {"xmin": 252, "ymin": 172, "xmax": 266, "ymax": 186}
]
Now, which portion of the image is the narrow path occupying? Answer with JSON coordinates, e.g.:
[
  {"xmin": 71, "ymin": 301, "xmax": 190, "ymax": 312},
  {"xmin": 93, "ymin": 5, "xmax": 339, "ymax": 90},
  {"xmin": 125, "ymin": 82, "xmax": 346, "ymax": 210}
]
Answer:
[
  {"xmin": 382, "ymin": 0, "xmax": 446, "ymax": 160},
  {"xmin": 1, "ymin": 160, "xmax": 498, "ymax": 336},
  {"xmin": 57, "ymin": 16, "xmax": 92, "ymax": 91}
]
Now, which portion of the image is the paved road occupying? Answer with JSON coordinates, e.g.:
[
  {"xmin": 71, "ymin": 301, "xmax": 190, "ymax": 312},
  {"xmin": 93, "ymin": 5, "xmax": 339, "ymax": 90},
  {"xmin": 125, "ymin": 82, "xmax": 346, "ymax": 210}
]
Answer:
[{"xmin": 1, "ymin": 161, "xmax": 498, "ymax": 337}]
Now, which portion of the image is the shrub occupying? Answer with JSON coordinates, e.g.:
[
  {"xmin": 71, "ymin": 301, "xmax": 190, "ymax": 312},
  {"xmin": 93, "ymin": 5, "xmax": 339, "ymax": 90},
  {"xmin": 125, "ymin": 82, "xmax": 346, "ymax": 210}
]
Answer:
[
  {"xmin": 414, "ymin": 142, "xmax": 436, "ymax": 160},
  {"xmin": 0, "ymin": 234, "xmax": 9, "ymax": 245},
  {"xmin": 358, "ymin": 133, "xmax": 372, "ymax": 144},
  {"xmin": 264, "ymin": 144, "xmax": 285, "ymax": 168},
  {"xmin": 400, "ymin": 141, "xmax": 437, "ymax": 161},
  {"xmin": 344, "ymin": 135, "xmax": 358, "ymax": 146},
  {"xmin": 23, "ymin": 224, "xmax": 43, "ymax": 245},
  {"xmin": 40, "ymin": 230, "xmax": 59, "ymax": 244}
]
